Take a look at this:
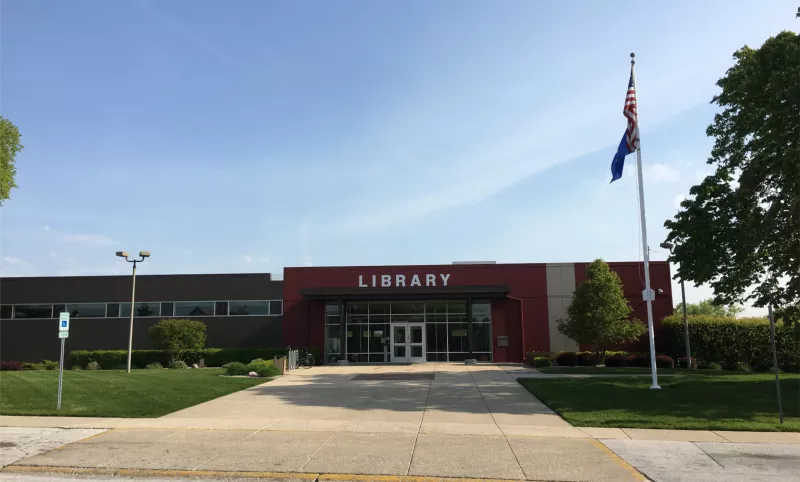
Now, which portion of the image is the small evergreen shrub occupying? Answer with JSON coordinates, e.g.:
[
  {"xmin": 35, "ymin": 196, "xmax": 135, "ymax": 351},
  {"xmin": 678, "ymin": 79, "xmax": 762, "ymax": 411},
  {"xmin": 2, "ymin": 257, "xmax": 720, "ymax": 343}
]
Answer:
[
  {"xmin": 225, "ymin": 362, "xmax": 248, "ymax": 376},
  {"xmin": 86, "ymin": 361, "xmax": 101, "ymax": 370},
  {"xmin": 145, "ymin": 362, "xmax": 163, "ymax": 369},
  {"xmin": 554, "ymin": 352, "xmax": 578, "ymax": 367},
  {"xmin": 170, "ymin": 360, "xmax": 188, "ymax": 369},
  {"xmin": 533, "ymin": 357, "xmax": 552, "ymax": 368}
]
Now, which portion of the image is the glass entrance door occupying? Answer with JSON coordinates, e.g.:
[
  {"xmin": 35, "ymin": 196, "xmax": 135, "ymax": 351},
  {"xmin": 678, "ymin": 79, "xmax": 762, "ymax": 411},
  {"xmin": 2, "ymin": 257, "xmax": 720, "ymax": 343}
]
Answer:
[{"xmin": 391, "ymin": 323, "xmax": 425, "ymax": 363}]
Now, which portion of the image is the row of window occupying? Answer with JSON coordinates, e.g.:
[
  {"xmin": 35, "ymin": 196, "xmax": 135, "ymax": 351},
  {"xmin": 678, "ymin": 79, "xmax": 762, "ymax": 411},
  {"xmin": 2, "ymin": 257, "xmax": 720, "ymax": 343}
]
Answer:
[
  {"xmin": 0, "ymin": 300, "xmax": 283, "ymax": 320},
  {"xmin": 324, "ymin": 300, "xmax": 493, "ymax": 363},
  {"xmin": 326, "ymin": 300, "xmax": 492, "ymax": 326}
]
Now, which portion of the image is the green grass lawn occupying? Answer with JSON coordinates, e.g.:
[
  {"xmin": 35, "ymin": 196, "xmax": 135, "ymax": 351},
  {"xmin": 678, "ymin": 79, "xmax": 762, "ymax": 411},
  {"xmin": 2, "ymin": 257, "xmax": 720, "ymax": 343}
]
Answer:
[
  {"xmin": 537, "ymin": 366, "xmax": 693, "ymax": 375},
  {"xmin": 0, "ymin": 369, "xmax": 266, "ymax": 418},
  {"xmin": 520, "ymin": 372, "xmax": 800, "ymax": 432}
]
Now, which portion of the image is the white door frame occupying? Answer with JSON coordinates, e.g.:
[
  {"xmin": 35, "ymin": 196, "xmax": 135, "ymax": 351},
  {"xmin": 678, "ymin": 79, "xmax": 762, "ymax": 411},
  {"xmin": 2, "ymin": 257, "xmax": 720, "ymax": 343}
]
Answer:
[{"xmin": 390, "ymin": 323, "xmax": 425, "ymax": 363}]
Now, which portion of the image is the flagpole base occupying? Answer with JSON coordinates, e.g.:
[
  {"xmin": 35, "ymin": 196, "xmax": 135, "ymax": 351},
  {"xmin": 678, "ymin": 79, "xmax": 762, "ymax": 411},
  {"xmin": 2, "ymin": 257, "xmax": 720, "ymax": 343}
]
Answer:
[{"xmin": 649, "ymin": 385, "xmax": 662, "ymax": 390}]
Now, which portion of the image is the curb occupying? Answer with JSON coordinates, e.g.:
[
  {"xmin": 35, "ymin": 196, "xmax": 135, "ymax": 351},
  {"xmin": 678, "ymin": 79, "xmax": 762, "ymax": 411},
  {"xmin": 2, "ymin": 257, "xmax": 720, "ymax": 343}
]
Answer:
[{"xmin": 1, "ymin": 465, "xmax": 527, "ymax": 481}]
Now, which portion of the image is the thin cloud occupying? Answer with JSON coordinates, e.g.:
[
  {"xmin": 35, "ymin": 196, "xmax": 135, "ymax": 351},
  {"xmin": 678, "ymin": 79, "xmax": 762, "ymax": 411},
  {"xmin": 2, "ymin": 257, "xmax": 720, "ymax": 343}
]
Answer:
[
  {"xmin": 60, "ymin": 233, "xmax": 120, "ymax": 248},
  {"xmin": 243, "ymin": 255, "xmax": 253, "ymax": 263}
]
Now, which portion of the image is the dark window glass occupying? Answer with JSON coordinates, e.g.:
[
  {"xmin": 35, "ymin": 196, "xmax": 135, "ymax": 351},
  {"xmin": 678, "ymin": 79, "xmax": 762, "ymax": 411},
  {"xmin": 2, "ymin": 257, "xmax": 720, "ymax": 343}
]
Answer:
[
  {"xmin": 368, "ymin": 302, "xmax": 390, "ymax": 315},
  {"xmin": 174, "ymin": 302, "xmax": 214, "ymax": 316},
  {"xmin": 426, "ymin": 301, "xmax": 448, "ymax": 314},
  {"xmin": 229, "ymin": 301, "xmax": 270, "ymax": 315},
  {"xmin": 472, "ymin": 301, "xmax": 491, "ymax": 315},
  {"xmin": 447, "ymin": 301, "xmax": 467, "ymax": 314},
  {"xmin": 426, "ymin": 352, "xmax": 447, "ymax": 362},
  {"xmin": 120, "ymin": 302, "xmax": 160, "ymax": 317},
  {"xmin": 269, "ymin": 300, "xmax": 282, "ymax": 315},
  {"xmin": 471, "ymin": 323, "xmax": 492, "ymax": 353},
  {"xmin": 390, "ymin": 314, "xmax": 424, "ymax": 324},
  {"xmin": 426, "ymin": 323, "xmax": 448, "ymax": 353},
  {"xmin": 448, "ymin": 323, "xmax": 469, "ymax": 352},
  {"xmin": 425, "ymin": 314, "xmax": 447, "ymax": 323},
  {"xmin": 65, "ymin": 303, "xmax": 105, "ymax": 318},
  {"xmin": 369, "ymin": 353, "xmax": 388, "ymax": 363},
  {"xmin": 449, "ymin": 352, "xmax": 468, "ymax": 362},
  {"xmin": 368, "ymin": 324, "xmax": 389, "ymax": 355},
  {"xmin": 347, "ymin": 303, "xmax": 368, "ymax": 315},
  {"xmin": 215, "ymin": 301, "xmax": 229, "ymax": 316},
  {"xmin": 325, "ymin": 313, "xmax": 340, "ymax": 325},
  {"xmin": 347, "ymin": 325, "xmax": 367, "ymax": 354},
  {"xmin": 391, "ymin": 301, "xmax": 424, "ymax": 314},
  {"xmin": 325, "ymin": 325, "xmax": 341, "ymax": 363},
  {"xmin": 369, "ymin": 314, "xmax": 390, "ymax": 324},
  {"xmin": 52, "ymin": 304, "xmax": 66, "ymax": 318},
  {"xmin": 0, "ymin": 305, "xmax": 12, "ymax": 319},
  {"xmin": 161, "ymin": 302, "xmax": 174, "ymax": 317},
  {"xmin": 14, "ymin": 304, "xmax": 52, "ymax": 319},
  {"xmin": 106, "ymin": 303, "xmax": 120, "ymax": 318},
  {"xmin": 347, "ymin": 314, "xmax": 369, "ymax": 324},
  {"xmin": 325, "ymin": 303, "xmax": 340, "ymax": 315}
]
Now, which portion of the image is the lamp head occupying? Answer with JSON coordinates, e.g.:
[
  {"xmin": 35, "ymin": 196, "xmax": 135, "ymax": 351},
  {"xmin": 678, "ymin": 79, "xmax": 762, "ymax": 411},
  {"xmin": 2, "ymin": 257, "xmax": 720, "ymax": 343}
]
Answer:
[
  {"xmin": 116, "ymin": 251, "xmax": 129, "ymax": 258},
  {"xmin": 660, "ymin": 242, "xmax": 674, "ymax": 250},
  {"xmin": 139, "ymin": 251, "xmax": 151, "ymax": 258}
]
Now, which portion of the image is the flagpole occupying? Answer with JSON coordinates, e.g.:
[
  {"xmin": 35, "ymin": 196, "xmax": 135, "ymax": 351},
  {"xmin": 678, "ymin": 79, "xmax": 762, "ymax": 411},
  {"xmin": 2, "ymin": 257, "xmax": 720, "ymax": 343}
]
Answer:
[{"xmin": 630, "ymin": 52, "xmax": 660, "ymax": 389}]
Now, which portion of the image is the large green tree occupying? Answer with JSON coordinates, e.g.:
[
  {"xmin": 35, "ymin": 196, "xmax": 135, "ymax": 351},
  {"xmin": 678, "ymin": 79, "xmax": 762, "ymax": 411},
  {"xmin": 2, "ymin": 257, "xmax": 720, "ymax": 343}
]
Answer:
[
  {"xmin": 557, "ymin": 259, "xmax": 647, "ymax": 363},
  {"xmin": 0, "ymin": 116, "xmax": 23, "ymax": 205},
  {"xmin": 664, "ymin": 31, "xmax": 799, "ymax": 309},
  {"xmin": 675, "ymin": 298, "xmax": 743, "ymax": 318}
]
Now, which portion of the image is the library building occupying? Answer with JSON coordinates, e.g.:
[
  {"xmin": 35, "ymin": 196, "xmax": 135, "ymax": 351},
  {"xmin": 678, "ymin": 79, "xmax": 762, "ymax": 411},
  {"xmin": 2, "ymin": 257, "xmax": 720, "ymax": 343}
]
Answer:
[{"xmin": 0, "ymin": 261, "xmax": 674, "ymax": 364}]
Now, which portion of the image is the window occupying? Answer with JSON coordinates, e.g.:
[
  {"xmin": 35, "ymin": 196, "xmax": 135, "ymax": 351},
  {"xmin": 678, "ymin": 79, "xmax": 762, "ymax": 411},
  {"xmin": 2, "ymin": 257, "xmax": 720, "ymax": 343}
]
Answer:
[
  {"xmin": 13, "ymin": 304, "xmax": 53, "ymax": 319},
  {"xmin": 120, "ymin": 302, "xmax": 160, "ymax": 317},
  {"xmin": 161, "ymin": 302, "xmax": 174, "ymax": 316},
  {"xmin": 0, "ymin": 305, "xmax": 12, "ymax": 319},
  {"xmin": 106, "ymin": 303, "xmax": 120, "ymax": 318},
  {"xmin": 228, "ymin": 301, "xmax": 269, "ymax": 316},
  {"xmin": 66, "ymin": 303, "xmax": 106, "ymax": 318},
  {"xmin": 174, "ymin": 301, "xmax": 214, "ymax": 316},
  {"xmin": 391, "ymin": 301, "xmax": 424, "ymax": 314},
  {"xmin": 52, "ymin": 304, "xmax": 66, "ymax": 317},
  {"xmin": 215, "ymin": 301, "xmax": 228, "ymax": 316},
  {"xmin": 269, "ymin": 300, "xmax": 282, "ymax": 315}
]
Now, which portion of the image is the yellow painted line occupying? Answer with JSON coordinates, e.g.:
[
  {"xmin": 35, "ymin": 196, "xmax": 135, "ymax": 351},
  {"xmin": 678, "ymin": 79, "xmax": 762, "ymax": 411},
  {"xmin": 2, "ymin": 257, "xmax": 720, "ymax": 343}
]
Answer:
[
  {"xmin": 589, "ymin": 438, "xmax": 647, "ymax": 481},
  {"xmin": 117, "ymin": 468, "xmax": 320, "ymax": 479},
  {"xmin": 6, "ymin": 466, "xmax": 526, "ymax": 481},
  {"xmin": 319, "ymin": 476, "xmax": 522, "ymax": 482},
  {"xmin": 1, "ymin": 466, "xmax": 116, "ymax": 476}
]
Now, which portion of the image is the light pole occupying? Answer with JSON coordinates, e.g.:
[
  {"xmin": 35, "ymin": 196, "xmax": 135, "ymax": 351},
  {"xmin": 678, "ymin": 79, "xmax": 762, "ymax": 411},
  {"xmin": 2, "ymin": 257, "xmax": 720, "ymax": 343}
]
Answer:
[
  {"xmin": 660, "ymin": 242, "xmax": 693, "ymax": 370},
  {"xmin": 116, "ymin": 251, "xmax": 150, "ymax": 373}
]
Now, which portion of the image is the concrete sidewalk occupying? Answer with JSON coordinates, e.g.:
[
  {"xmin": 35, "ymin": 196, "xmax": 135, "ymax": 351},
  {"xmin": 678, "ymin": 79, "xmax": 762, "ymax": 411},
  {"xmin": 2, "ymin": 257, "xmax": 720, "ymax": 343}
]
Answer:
[{"xmin": 1, "ymin": 364, "xmax": 797, "ymax": 481}]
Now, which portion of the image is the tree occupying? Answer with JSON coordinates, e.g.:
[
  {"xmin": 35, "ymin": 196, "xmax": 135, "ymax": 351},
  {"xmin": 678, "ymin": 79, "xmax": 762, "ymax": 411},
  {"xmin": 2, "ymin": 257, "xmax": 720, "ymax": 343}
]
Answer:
[
  {"xmin": 148, "ymin": 319, "xmax": 207, "ymax": 362},
  {"xmin": 675, "ymin": 298, "xmax": 743, "ymax": 318},
  {"xmin": 664, "ymin": 31, "xmax": 799, "ymax": 309},
  {"xmin": 557, "ymin": 259, "xmax": 647, "ymax": 363},
  {"xmin": 0, "ymin": 116, "xmax": 23, "ymax": 205}
]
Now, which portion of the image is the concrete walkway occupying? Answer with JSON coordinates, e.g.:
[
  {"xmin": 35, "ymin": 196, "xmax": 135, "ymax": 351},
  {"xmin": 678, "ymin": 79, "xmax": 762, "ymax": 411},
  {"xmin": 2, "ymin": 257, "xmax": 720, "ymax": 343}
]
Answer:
[{"xmin": 1, "ymin": 364, "xmax": 797, "ymax": 481}]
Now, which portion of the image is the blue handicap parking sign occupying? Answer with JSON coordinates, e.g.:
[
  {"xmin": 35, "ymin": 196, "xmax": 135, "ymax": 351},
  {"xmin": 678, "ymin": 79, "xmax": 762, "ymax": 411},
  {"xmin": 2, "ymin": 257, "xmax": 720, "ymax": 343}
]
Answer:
[{"xmin": 61, "ymin": 320, "xmax": 67, "ymax": 327}]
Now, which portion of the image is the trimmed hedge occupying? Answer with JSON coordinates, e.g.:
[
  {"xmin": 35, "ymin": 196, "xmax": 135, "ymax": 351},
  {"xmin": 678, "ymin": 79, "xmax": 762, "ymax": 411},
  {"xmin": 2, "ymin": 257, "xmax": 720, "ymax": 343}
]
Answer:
[
  {"xmin": 604, "ymin": 354, "xmax": 627, "ymax": 367},
  {"xmin": 1, "ymin": 361, "xmax": 23, "ymax": 371},
  {"xmin": 577, "ymin": 352, "xmax": 596, "ymax": 366},
  {"xmin": 555, "ymin": 352, "xmax": 578, "ymax": 367},
  {"xmin": 533, "ymin": 357, "xmax": 552, "ymax": 368},
  {"xmin": 662, "ymin": 314, "xmax": 800, "ymax": 372},
  {"xmin": 69, "ymin": 348, "xmax": 291, "ymax": 369}
]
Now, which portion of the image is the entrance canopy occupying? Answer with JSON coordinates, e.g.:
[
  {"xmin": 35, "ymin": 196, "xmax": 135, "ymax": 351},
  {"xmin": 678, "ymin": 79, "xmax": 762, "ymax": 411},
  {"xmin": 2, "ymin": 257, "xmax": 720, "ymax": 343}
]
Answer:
[{"xmin": 300, "ymin": 285, "xmax": 511, "ymax": 300}]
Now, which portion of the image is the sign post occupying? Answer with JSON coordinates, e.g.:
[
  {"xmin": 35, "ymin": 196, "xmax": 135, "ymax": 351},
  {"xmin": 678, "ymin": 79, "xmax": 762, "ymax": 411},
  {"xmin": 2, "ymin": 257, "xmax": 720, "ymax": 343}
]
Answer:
[
  {"xmin": 768, "ymin": 306, "xmax": 783, "ymax": 424},
  {"xmin": 57, "ymin": 312, "xmax": 70, "ymax": 409}
]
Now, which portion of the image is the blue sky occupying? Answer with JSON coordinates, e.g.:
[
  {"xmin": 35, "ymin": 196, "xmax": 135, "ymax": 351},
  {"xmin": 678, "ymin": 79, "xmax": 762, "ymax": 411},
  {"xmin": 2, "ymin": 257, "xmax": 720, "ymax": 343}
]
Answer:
[{"xmin": 1, "ymin": 1, "xmax": 796, "ymax": 314}]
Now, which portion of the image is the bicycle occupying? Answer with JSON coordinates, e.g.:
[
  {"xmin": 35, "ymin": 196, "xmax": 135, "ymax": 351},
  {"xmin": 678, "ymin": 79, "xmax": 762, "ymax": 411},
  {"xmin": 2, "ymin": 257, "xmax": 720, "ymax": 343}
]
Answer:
[{"xmin": 287, "ymin": 346, "xmax": 315, "ymax": 369}]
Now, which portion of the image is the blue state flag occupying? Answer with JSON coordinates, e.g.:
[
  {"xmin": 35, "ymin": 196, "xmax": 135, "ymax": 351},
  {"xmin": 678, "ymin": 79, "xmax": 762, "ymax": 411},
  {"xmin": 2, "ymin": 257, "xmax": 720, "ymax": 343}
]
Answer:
[{"xmin": 610, "ymin": 133, "xmax": 632, "ymax": 183}]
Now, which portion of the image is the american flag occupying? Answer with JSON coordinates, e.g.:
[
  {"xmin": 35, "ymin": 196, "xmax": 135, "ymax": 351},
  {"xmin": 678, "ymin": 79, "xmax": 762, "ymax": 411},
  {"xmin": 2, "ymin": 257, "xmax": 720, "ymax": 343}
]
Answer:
[{"xmin": 623, "ymin": 69, "xmax": 639, "ymax": 152}]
